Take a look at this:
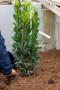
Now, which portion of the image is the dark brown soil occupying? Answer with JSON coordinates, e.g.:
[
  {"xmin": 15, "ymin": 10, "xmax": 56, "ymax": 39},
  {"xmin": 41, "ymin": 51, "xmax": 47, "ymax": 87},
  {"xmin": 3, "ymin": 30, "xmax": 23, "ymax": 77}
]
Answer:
[{"xmin": 0, "ymin": 49, "xmax": 60, "ymax": 90}]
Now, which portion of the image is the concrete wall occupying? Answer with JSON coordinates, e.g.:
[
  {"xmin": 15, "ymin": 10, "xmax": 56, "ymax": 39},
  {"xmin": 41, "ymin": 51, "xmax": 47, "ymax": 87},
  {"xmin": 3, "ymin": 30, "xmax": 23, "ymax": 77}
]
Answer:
[
  {"xmin": 0, "ymin": 3, "xmax": 43, "ymax": 52},
  {"xmin": 43, "ymin": 10, "xmax": 56, "ymax": 51},
  {"xmin": 55, "ymin": 15, "xmax": 60, "ymax": 49},
  {"xmin": 0, "ymin": 5, "xmax": 14, "ymax": 52},
  {"xmin": 0, "ymin": 4, "xmax": 58, "ymax": 52}
]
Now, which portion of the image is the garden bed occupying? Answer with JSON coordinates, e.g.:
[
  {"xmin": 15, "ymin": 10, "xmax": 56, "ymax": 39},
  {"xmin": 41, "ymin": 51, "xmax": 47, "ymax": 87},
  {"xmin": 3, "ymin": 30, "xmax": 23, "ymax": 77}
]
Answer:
[{"xmin": 0, "ymin": 49, "xmax": 60, "ymax": 90}]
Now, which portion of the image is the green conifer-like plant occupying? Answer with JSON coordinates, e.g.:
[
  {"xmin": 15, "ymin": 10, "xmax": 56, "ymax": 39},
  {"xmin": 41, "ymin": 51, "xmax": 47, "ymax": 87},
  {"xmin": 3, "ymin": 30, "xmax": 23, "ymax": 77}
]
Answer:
[{"xmin": 13, "ymin": 0, "xmax": 40, "ymax": 76}]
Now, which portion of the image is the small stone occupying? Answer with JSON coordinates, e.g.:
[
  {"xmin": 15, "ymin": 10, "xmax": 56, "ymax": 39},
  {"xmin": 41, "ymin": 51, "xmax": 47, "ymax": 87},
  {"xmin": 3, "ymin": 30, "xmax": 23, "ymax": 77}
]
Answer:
[{"xmin": 48, "ymin": 79, "xmax": 55, "ymax": 84}]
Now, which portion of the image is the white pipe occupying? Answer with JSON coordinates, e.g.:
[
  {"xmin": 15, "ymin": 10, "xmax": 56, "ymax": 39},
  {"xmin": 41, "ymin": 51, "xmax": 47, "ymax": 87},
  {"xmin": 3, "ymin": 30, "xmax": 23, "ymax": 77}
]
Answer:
[{"xmin": 39, "ymin": 31, "xmax": 51, "ymax": 39}]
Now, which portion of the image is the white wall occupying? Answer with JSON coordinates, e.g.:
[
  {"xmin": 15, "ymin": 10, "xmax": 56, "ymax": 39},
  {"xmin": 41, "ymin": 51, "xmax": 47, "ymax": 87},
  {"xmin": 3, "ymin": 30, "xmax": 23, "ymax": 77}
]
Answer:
[
  {"xmin": 0, "ymin": 5, "xmax": 14, "ymax": 52},
  {"xmin": 0, "ymin": 4, "xmax": 58, "ymax": 52},
  {"xmin": 42, "ymin": 10, "xmax": 56, "ymax": 51},
  {"xmin": 55, "ymin": 15, "xmax": 60, "ymax": 49},
  {"xmin": 0, "ymin": 3, "xmax": 44, "ymax": 52}
]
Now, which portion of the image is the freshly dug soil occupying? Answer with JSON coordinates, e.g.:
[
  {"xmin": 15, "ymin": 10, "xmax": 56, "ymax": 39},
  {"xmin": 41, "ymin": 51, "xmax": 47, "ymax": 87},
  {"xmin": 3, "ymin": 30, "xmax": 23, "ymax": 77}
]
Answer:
[{"xmin": 1, "ymin": 49, "xmax": 60, "ymax": 90}]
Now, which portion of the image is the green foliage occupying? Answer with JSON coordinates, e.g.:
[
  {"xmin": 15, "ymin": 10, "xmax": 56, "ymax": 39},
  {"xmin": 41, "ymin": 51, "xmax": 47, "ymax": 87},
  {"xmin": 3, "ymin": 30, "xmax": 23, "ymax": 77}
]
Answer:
[{"xmin": 13, "ymin": 0, "xmax": 40, "ymax": 76}]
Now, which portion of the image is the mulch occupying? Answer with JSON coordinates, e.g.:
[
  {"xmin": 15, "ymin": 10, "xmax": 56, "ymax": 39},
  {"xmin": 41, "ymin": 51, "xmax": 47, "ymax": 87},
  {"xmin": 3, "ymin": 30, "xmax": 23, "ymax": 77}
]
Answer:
[{"xmin": 0, "ymin": 49, "xmax": 60, "ymax": 90}]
